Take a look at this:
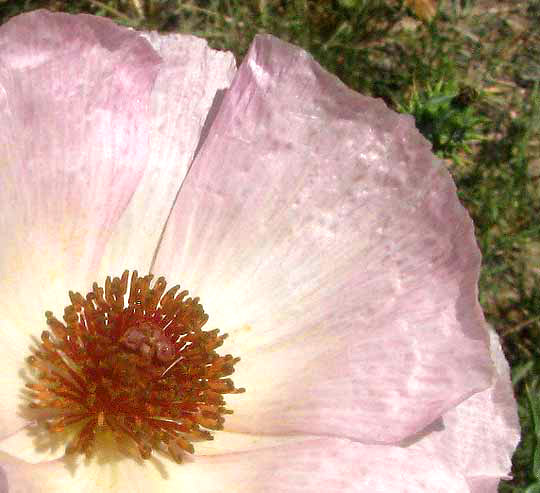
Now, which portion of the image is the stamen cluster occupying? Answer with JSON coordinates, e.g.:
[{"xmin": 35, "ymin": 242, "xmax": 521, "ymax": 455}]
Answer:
[{"xmin": 25, "ymin": 271, "xmax": 244, "ymax": 462}]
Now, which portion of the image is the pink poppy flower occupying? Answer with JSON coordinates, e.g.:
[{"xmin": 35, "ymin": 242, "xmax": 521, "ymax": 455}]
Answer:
[{"xmin": 0, "ymin": 9, "xmax": 519, "ymax": 493}]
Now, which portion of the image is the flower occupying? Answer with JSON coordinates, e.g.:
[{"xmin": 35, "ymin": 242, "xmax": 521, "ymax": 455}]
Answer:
[{"xmin": 0, "ymin": 9, "xmax": 519, "ymax": 493}]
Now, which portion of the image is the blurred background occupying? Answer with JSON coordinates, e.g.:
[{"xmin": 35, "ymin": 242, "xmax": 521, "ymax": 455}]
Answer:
[{"xmin": 0, "ymin": 1, "xmax": 538, "ymax": 491}]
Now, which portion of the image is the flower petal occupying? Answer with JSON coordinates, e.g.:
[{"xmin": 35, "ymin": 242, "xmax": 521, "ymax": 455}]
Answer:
[
  {"xmin": 0, "ymin": 437, "xmax": 470, "ymax": 493},
  {"xmin": 99, "ymin": 32, "xmax": 236, "ymax": 275},
  {"xmin": 0, "ymin": 12, "xmax": 237, "ymax": 439},
  {"xmin": 0, "ymin": 10, "xmax": 160, "ymax": 437},
  {"xmin": 1, "ymin": 330, "xmax": 517, "ymax": 493},
  {"xmin": 0, "ymin": 427, "xmax": 302, "ymax": 464},
  {"xmin": 405, "ymin": 328, "xmax": 520, "ymax": 489},
  {"xmin": 465, "ymin": 477, "xmax": 501, "ymax": 493},
  {"xmin": 153, "ymin": 35, "xmax": 493, "ymax": 443}
]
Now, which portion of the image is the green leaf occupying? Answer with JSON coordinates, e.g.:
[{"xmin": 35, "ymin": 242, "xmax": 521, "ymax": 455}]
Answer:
[
  {"xmin": 526, "ymin": 384, "xmax": 540, "ymax": 480},
  {"xmin": 525, "ymin": 482, "xmax": 540, "ymax": 493},
  {"xmin": 513, "ymin": 361, "xmax": 534, "ymax": 386}
]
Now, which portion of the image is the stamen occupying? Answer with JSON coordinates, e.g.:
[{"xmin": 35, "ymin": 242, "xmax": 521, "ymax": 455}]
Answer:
[{"xmin": 25, "ymin": 271, "xmax": 244, "ymax": 463}]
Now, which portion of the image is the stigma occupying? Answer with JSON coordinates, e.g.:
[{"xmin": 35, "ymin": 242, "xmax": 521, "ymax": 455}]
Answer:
[{"xmin": 25, "ymin": 271, "xmax": 244, "ymax": 463}]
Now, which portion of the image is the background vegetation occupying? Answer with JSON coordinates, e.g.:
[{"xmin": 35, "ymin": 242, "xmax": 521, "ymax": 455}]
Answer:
[{"xmin": 1, "ymin": 1, "xmax": 538, "ymax": 491}]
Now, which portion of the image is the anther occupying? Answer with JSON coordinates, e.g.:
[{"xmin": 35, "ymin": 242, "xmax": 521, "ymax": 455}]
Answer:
[{"xmin": 24, "ymin": 271, "xmax": 243, "ymax": 463}]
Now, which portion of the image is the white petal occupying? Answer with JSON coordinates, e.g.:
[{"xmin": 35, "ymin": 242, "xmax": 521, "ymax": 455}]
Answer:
[{"xmin": 99, "ymin": 32, "xmax": 236, "ymax": 275}]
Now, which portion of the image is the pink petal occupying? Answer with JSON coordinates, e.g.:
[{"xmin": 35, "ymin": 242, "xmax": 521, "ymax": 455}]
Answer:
[
  {"xmin": 0, "ymin": 438, "xmax": 469, "ymax": 493},
  {"xmin": 0, "ymin": 8, "xmax": 159, "ymax": 317},
  {"xmin": 153, "ymin": 35, "xmax": 493, "ymax": 443},
  {"xmin": 406, "ymin": 329, "xmax": 520, "ymax": 489},
  {"xmin": 0, "ymin": 329, "xmax": 517, "ymax": 493},
  {"xmin": 99, "ymin": 32, "xmax": 236, "ymax": 274},
  {"xmin": 465, "ymin": 477, "xmax": 502, "ymax": 493},
  {"xmin": 0, "ymin": 10, "xmax": 159, "ymax": 437},
  {"xmin": 0, "ymin": 11, "xmax": 235, "ymax": 439}
]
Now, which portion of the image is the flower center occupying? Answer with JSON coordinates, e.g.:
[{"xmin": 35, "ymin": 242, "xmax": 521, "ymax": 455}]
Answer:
[{"xmin": 25, "ymin": 271, "xmax": 244, "ymax": 463}]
